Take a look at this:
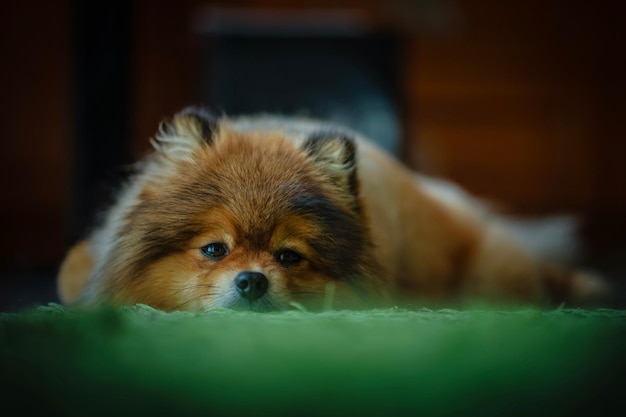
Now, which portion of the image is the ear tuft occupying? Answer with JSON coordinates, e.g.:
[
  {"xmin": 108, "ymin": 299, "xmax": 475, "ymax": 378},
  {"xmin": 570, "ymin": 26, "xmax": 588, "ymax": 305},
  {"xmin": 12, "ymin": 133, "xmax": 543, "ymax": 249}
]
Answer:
[
  {"xmin": 151, "ymin": 107, "xmax": 219, "ymax": 158},
  {"xmin": 174, "ymin": 107, "xmax": 219, "ymax": 144},
  {"xmin": 303, "ymin": 131, "xmax": 359, "ymax": 197}
]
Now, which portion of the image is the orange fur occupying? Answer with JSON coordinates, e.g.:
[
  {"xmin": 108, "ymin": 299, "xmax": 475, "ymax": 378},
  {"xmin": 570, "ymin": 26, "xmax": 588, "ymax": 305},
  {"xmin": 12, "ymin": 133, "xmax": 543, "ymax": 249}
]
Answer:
[
  {"xmin": 58, "ymin": 108, "xmax": 612, "ymax": 311},
  {"xmin": 57, "ymin": 240, "xmax": 93, "ymax": 304}
]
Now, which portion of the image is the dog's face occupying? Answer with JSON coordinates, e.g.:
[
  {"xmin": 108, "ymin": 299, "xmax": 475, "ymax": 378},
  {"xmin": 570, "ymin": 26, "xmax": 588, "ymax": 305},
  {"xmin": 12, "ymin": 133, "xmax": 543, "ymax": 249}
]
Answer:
[{"xmin": 93, "ymin": 109, "xmax": 383, "ymax": 311}]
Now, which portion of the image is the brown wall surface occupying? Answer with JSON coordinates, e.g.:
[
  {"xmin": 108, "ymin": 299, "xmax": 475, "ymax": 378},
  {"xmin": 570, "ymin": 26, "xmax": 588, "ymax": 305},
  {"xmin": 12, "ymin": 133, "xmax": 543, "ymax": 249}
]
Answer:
[{"xmin": 0, "ymin": 1, "xmax": 72, "ymax": 274}]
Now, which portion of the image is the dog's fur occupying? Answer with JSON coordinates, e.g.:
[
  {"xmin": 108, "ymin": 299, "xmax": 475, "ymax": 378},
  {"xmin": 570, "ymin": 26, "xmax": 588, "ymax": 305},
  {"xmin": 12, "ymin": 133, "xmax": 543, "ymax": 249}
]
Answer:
[{"xmin": 57, "ymin": 108, "xmax": 611, "ymax": 311}]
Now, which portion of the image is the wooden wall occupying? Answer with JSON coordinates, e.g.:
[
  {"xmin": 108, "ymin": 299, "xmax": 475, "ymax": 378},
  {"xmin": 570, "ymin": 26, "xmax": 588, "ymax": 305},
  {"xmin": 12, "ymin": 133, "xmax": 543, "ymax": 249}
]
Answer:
[
  {"xmin": 1, "ymin": 1, "xmax": 72, "ymax": 274},
  {"xmin": 408, "ymin": 1, "xmax": 625, "ymax": 209},
  {"xmin": 404, "ymin": 0, "xmax": 626, "ymax": 257}
]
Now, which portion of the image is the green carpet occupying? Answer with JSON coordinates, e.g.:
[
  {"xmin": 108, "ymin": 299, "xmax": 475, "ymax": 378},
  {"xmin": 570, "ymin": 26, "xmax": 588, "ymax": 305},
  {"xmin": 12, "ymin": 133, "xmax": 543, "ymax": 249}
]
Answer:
[{"xmin": 1, "ymin": 304, "xmax": 624, "ymax": 417}]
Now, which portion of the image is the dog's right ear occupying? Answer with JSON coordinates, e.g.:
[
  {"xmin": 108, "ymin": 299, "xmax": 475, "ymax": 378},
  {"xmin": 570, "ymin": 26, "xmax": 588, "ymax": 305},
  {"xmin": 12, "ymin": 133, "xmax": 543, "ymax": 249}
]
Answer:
[{"xmin": 151, "ymin": 107, "xmax": 220, "ymax": 158}]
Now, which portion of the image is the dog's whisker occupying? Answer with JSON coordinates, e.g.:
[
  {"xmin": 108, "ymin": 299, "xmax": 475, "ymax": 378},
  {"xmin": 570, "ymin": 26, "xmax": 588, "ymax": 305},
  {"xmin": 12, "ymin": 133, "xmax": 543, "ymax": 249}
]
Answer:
[
  {"xmin": 163, "ymin": 283, "xmax": 218, "ymax": 297},
  {"xmin": 172, "ymin": 291, "xmax": 219, "ymax": 310},
  {"xmin": 289, "ymin": 291, "xmax": 326, "ymax": 295}
]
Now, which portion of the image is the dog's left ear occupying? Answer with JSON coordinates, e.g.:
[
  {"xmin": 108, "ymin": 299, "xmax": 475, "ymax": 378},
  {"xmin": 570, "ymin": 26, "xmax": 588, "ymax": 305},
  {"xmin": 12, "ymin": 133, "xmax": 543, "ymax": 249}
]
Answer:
[
  {"xmin": 171, "ymin": 107, "xmax": 219, "ymax": 144},
  {"xmin": 152, "ymin": 107, "xmax": 219, "ymax": 159},
  {"xmin": 303, "ymin": 132, "xmax": 359, "ymax": 197}
]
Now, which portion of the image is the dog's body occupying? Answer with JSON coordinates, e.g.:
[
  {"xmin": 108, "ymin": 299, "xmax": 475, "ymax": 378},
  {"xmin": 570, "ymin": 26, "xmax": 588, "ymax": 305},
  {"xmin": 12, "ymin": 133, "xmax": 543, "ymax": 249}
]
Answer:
[{"xmin": 58, "ymin": 108, "xmax": 610, "ymax": 311}]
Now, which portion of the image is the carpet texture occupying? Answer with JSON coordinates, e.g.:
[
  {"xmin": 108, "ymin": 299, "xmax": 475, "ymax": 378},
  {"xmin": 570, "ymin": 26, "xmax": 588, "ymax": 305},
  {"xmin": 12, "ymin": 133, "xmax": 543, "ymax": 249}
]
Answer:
[{"xmin": 1, "ymin": 304, "xmax": 624, "ymax": 417}]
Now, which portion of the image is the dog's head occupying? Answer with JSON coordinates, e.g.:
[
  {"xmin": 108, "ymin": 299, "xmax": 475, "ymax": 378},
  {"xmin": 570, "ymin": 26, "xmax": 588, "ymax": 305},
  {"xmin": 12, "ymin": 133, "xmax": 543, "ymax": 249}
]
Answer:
[{"xmin": 82, "ymin": 108, "xmax": 384, "ymax": 311}]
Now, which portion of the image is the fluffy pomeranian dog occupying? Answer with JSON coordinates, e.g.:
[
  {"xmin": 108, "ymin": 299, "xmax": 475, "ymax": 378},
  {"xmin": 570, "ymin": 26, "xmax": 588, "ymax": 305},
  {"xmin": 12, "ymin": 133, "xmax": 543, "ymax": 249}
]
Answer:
[{"xmin": 57, "ymin": 107, "xmax": 610, "ymax": 311}]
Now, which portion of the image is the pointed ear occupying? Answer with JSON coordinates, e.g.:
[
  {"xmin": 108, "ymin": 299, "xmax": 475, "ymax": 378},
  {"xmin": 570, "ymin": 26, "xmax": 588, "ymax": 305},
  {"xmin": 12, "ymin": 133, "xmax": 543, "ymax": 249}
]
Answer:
[
  {"xmin": 173, "ymin": 107, "xmax": 219, "ymax": 144},
  {"xmin": 152, "ymin": 107, "xmax": 219, "ymax": 158},
  {"xmin": 303, "ymin": 131, "xmax": 359, "ymax": 197}
]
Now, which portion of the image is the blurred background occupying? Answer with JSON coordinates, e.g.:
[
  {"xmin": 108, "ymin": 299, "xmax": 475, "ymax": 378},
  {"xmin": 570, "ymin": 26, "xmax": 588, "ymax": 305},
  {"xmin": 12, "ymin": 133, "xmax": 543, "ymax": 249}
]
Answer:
[{"xmin": 1, "ymin": 0, "xmax": 624, "ymax": 311}]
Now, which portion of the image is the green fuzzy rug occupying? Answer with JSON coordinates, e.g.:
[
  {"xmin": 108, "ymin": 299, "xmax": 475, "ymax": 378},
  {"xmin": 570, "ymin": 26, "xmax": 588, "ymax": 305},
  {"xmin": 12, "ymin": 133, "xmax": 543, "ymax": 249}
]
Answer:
[{"xmin": 1, "ymin": 304, "xmax": 625, "ymax": 417}]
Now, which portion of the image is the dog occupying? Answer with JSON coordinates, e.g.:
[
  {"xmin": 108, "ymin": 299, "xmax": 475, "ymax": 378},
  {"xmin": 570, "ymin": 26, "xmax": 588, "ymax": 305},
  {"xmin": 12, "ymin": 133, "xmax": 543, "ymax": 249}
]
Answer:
[{"xmin": 57, "ymin": 107, "xmax": 611, "ymax": 311}]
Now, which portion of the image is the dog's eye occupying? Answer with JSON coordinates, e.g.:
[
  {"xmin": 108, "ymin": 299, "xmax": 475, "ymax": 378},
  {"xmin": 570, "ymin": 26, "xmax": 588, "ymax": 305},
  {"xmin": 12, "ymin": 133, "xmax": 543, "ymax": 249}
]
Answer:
[
  {"xmin": 275, "ymin": 249, "xmax": 302, "ymax": 265},
  {"xmin": 201, "ymin": 243, "xmax": 229, "ymax": 259}
]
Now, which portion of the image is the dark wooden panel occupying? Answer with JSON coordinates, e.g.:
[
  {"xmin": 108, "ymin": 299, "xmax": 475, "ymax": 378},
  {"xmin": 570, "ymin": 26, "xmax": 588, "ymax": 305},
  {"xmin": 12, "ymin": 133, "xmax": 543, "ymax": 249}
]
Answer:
[
  {"xmin": 0, "ymin": 1, "xmax": 71, "ymax": 272},
  {"xmin": 406, "ymin": 0, "xmax": 626, "ymax": 219}
]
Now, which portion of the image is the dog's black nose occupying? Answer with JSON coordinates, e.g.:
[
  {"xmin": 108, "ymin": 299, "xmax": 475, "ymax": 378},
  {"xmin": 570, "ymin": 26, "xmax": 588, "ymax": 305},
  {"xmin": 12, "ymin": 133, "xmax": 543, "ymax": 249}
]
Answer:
[{"xmin": 234, "ymin": 271, "xmax": 268, "ymax": 301}]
